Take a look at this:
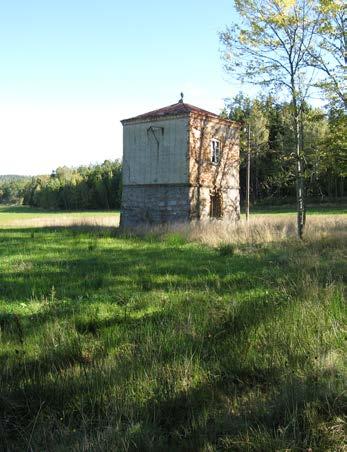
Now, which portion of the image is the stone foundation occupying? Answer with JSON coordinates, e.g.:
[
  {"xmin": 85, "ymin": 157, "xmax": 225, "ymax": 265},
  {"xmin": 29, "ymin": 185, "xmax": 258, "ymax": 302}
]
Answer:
[
  {"xmin": 120, "ymin": 185, "xmax": 190, "ymax": 227},
  {"xmin": 121, "ymin": 185, "xmax": 240, "ymax": 228}
]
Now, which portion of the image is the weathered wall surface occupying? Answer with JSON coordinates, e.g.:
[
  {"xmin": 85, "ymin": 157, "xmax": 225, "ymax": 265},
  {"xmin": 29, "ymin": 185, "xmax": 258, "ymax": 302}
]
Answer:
[
  {"xmin": 189, "ymin": 187, "xmax": 240, "ymax": 221},
  {"xmin": 121, "ymin": 185, "xmax": 190, "ymax": 227},
  {"xmin": 188, "ymin": 114, "xmax": 240, "ymax": 220},
  {"xmin": 122, "ymin": 117, "xmax": 189, "ymax": 186},
  {"xmin": 120, "ymin": 112, "xmax": 240, "ymax": 227},
  {"xmin": 188, "ymin": 115, "xmax": 239, "ymax": 188}
]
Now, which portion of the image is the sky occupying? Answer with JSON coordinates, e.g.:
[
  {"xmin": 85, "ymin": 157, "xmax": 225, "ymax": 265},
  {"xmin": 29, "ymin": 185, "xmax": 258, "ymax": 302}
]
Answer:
[{"xmin": 0, "ymin": 0, "xmax": 250, "ymax": 175}]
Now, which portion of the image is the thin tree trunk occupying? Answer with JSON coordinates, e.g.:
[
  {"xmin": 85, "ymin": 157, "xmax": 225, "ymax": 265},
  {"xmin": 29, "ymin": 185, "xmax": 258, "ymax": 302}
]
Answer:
[
  {"xmin": 255, "ymin": 151, "xmax": 260, "ymax": 200},
  {"xmin": 291, "ymin": 79, "xmax": 306, "ymax": 240},
  {"xmin": 246, "ymin": 124, "xmax": 251, "ymax": 222},
  {"xmin": 295, "ymin": 111, "xmax": 305, "ymax": 239},
  {"xmin": 300, "ymin": 107, "xmax": 306, "ymax": 226}
]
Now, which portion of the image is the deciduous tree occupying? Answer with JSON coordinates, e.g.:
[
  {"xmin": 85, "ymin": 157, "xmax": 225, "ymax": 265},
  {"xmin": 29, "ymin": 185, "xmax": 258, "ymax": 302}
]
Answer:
[
  {"xmin": 221, "ymin": 0, "xmax": 322, "ymax": 238},
  {"xmin": 309, "ymin": 0, "xmax": 346, "ymax": 107}
]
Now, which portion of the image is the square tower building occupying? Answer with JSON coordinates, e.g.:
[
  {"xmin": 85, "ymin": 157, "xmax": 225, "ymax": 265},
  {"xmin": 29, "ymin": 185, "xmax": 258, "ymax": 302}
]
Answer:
[{"xmin": 120, "ymin": 99, "xmax": 240, "ymax": 227}]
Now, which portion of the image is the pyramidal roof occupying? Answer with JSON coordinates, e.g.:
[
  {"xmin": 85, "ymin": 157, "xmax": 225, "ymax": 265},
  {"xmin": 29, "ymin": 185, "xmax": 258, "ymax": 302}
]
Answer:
[{"xmin": 121, "ymin": 101, "xmax": 229, "ymax": 124}]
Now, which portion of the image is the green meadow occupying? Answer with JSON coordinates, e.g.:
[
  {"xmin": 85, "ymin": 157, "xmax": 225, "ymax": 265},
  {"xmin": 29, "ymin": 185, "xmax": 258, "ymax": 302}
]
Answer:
[
  {"xmin": 0, "ymin": 205, "xmax": 119, "ymax": 227},
  {"xmin": 0, "ymin": 206, "xmax": 346, "ymax": 451}
]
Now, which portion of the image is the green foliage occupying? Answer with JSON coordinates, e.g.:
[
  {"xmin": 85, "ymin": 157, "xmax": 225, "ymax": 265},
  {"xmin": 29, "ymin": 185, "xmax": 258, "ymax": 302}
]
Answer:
[
  {"xmin": 0, "ymin": 216, "xmax": 345, "ymax": 450},
  {"xmin": 324, "ymin": 107, "xmax": 347, "ymax": 178},
  {"xmin": 221, "ymin": 0, "xmax": 319, "ymax": 96},
  {"xmin": 0, "ymin": 160, "xmax": 122, "ymax": 210},
  {"xmin": 226, "ymin": 92, "xmax": 346, "ymax": 201},
  {"xmin": 310, "ymin": 0, "xmax": 346, "ymax": 108},
  {"xmin": 0, "ymin": 175, "xmax": 31, "ymax": 204},
  {"xmin": 220, "ymin": 0, "xmax": 339, "ymax": 238}
]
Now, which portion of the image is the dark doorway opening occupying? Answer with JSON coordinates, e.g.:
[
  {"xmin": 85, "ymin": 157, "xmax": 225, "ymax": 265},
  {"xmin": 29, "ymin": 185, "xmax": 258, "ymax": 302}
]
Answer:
[{"xmin": 210, "ymin": 190, "xmax": 223, "ymax": 218}]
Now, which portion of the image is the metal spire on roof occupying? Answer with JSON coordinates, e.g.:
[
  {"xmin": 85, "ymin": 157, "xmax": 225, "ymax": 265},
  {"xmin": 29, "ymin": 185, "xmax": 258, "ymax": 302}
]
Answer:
[{"xmin": 179, "ymin": 92, "xmax": 184, "ymax": 103}]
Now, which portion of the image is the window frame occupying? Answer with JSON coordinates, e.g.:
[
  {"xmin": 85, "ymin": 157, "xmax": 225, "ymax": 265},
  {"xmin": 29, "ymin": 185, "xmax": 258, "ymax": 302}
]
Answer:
[{"xmin": 211, "ymin": 138, "xmax": 221, "ymax": 165}]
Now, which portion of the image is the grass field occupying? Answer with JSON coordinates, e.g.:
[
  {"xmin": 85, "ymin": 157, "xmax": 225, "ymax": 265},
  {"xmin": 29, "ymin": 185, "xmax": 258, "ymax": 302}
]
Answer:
[
  {"xmin": 0, "ymin": 205, "xmax": 119, "ymax": 228},
  {"xmin": 0, "ymin": 205, "xmax": 346, "ymax": 450},
  {"xmin": 249, "ymin": 201, "xmax": 347, "ymax": 214}
]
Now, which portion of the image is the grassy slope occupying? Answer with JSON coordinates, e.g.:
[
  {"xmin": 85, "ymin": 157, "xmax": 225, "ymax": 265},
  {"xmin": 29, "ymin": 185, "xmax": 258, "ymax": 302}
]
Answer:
[{"xmin": 0, "ymin": 207, "xmax": 346, "ymax": 450}]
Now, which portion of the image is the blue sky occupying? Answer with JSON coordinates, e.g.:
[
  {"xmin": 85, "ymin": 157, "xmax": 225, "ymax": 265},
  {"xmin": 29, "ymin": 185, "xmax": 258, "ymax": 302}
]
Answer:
[{"xmin": 0, "ymin": 0, "xmax": 247, "ymax": 175}]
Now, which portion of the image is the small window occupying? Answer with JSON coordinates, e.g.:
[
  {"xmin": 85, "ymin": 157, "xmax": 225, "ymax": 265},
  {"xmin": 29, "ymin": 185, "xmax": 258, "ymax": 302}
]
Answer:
[{"xmin": 211, "ymin": 139, "xmax": 220, "ymax": 164}]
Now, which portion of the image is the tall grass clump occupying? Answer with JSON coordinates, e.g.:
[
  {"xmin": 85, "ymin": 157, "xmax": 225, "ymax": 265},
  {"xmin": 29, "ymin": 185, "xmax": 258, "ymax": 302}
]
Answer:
[
  {"xmin": 126, "ymin": 214, "xmax": 346, "ymax": 247},
  {"xmin": 186, "ymin": 215, "xmax": 346, "ymax": 246}
]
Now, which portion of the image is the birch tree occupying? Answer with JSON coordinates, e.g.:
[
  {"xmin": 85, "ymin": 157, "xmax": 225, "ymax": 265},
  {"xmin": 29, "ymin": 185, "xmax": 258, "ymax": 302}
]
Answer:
[
  {"xmin": 310, "ymin": 0, "xmax": 346, "ymax": 107},
  {"xmin": 220, "ymin": 0, "xmax": 321, "ymax": 238}
]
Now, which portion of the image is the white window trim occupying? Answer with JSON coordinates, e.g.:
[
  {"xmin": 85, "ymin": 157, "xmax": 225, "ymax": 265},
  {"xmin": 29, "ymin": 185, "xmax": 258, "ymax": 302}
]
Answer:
[{"xmin": 211, "ymin": 139, "xmax": 221, "ymax": 165}]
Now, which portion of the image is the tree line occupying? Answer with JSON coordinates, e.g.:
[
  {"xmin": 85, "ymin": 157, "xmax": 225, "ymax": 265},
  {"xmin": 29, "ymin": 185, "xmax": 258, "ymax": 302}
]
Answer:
[
  {"xmin": 0, "ymin": 94, "xmax": 344, "ymax": 211},
  {"xmin": 0, "ymin": 160, "xmax": 122, "ymax": 210},
  {"xmin": 224, "ymin": 93, "xmax": 345, "ymax": 204}
]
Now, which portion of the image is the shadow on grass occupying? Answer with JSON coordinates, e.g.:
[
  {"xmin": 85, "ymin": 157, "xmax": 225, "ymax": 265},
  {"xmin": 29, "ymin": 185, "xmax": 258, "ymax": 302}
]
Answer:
[
  {"xmin": 0, "ymin": 226, "xmax": 278, "ymax": 303},
  {"xmin": 141, "ymin": 369, "xmax": 345, "ymax": 450},
  {"xmin": 1, "ymin": 301, "xmax": 344, "ymax": 450},
  {"xmin": 0, "ymin": 225, "xmax": 345, "ymax": 450}
]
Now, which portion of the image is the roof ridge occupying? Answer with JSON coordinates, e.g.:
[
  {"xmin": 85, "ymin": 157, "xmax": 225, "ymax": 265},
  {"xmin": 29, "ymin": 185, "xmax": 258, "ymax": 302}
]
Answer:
[{"xmin": 121, "ymin": 101, "xmax": 225, "ymax": 124}]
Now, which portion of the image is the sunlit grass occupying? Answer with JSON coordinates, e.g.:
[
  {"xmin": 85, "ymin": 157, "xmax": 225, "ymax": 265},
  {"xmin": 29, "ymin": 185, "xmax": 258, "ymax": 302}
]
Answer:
[
  {"xmin": 0, "ymin": 205, "xmax": 119, "ymax": 228},
  {"xmin": 0, "ymin": 205, "xmax": 346, "ymax": 450}
]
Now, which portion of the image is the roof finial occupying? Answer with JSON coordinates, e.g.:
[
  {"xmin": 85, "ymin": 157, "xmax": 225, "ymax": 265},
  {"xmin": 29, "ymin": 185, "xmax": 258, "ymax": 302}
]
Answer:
[{"xmin": 179, "ymin": 92, "xmax": 184, "ymax": 103}]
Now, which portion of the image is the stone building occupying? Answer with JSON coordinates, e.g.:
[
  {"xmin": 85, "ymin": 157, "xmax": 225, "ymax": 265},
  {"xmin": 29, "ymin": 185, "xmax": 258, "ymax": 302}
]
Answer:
[{"xmin": 120, "ymin": 97, "xmax": 240, "ymax": 227}]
